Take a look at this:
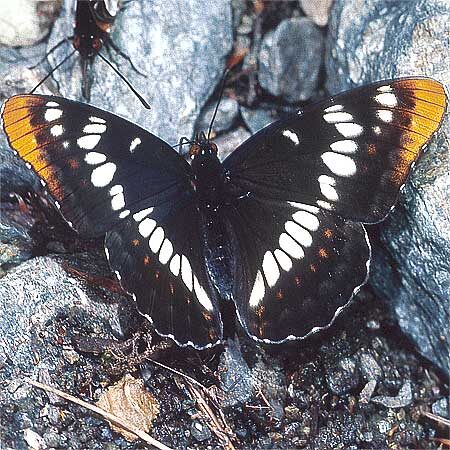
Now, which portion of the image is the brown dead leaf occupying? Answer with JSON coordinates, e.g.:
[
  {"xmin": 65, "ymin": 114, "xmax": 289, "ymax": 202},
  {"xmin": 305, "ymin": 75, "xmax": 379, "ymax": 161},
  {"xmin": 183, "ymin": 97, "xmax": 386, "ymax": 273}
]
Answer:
[{"xmin": 96, "ymin": 374, "xmax": 159, "ymax": 441}]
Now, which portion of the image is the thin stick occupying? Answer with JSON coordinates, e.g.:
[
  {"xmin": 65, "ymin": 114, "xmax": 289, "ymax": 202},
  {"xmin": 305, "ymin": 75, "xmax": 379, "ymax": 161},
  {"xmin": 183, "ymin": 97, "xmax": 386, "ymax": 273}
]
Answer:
[
  {"xmin": 25, "ymin": 378, "xmax": 173, "ymax": 450},
  {"xmin": 97, "ymin": 52, "xmax": 151, "ymax": 109},
  {"xmin": 146, "ymin": 357, "xmax": 208, "ymax": 391},
  {"xmin": 422, "ymin": 410, "xmax": 450, "ymax": 428}
]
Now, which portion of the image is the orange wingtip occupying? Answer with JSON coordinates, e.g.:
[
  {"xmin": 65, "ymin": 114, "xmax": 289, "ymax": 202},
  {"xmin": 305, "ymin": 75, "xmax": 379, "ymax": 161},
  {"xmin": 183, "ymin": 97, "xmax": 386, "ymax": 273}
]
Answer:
[
  {"xmin": 389, "ymin": 79, "xmax": 447, "ymax": 184},
  {"xmin": 2, "ymin": 95, "xmax": 65, "ymax": 200}
]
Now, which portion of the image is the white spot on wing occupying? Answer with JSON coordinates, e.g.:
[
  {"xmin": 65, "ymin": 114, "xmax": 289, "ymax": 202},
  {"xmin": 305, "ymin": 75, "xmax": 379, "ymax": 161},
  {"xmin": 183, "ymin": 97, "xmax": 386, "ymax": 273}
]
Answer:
[
  {"xmin": 119, "ymin": 209, "xmax": 130, "ymax": 219},
  {"xmin": 262, "ymin": 251, "xmax": 280, "ymax": 288},
  {"xmin": 317, "ymin": 200, "xmax": 333, "ymax": 210},
  {"xmin": 149, "ymin": 227, "xmax": 164, "ymax": 253},
  {"xmin": 169, "ymin": 254, "xmax": 181, "ymax": 276},
  {"xmin": 50, "ymin": 124, "xmax": 63, "ymax": 136},
  {"xmin": 285, "ymin": 220, "xmax": 313, "ymax": 247},
  {"xmin": 158, "ymin": 239, "xmax": 173, "ymax": 264},
  {"xmin": 282, "ymin": 129, "xmax": 300, "ymax": 145},
  {"xmin": 85, "ymin": 151, "xmax": 107, "ymax": 165},
  {"xmin": 279, "ymin": 233, "xmax": 305, "ymax": 259},
  {"xmin": 330, "ymin": 140, "xmax": 358, "ymax": 154},
  {"xmin": 249, "ymin": 270, "xmax": 265, "ymax": 308},
  {"xmin": 111, "ymin": 192, "xmax": 125, "ymax": 211},
  {"xmin": 77, "ymin": 134, "xmax": 101, "ymax": 149},
  {"xmin": 375, "ymin": 92, "xmax": 397, "ymax": 107},
  {"xmin": 193, "ymin": 276, "xmax": 214, "ymax": 311},
  {"xmin": 83, "ymin": 123, "xmax": 106, "ymax": 134},
  {"xmin": 109, "ymin": 184, "xmax": 123, "ymax": 196},
  {"xmin": 292, "ymin": 210, "xmax": 319, "ymax": 231},
  {"xmin": 273, "ymin": 249, "xmax": 292, "ymax": 272},
  {"xmin": 46, "ymin": 101, "xmax": 59, "ymax": 107},
  {"xmin": 377, "ymin": 85, "xmax": 392, "ymax": 92},
  {"xmin": 45, "ymin": 108, "xmax": 62, "ymax": 121},
  {"xmin": 322, "ymin": 152, "xmax": 357, "ymax": 177},
  {"xmin": 324, "ymin": 104, "xmax": 344, "ymax": 113},
  {"xmin": 130, "ymin": 137, "xmax": 141, "ymax": 152},
  {"xmin": 181, "ymin": 255, "xmax": 193, "ymax": 291},
  {"xmin": 318, "ymin": 174, "xmax": 336, "ymax": 186},
  {"xmin": 89, "ymin": 116, "xmax": 106, "ymax": 124},
  {"xmin": 335, "ymin": 122, "xmax": 363, "ymax": 138},
  {"xmin": 377, "ymin": 110, "xmax": 393, "ymax": 123},
  {"xmin": 319, "ymin": 183, "xmax": 339, "ymax": 201},
  {"xmin": 288, "ymin": 202, "xmax": 319, "ymax": 214},
  {"xmin": 323, "ymin": 111, "xmax": 353, "ymax": 123},
  {"xmin": 133, "ymin": 207, "xmax": 154, "ymax": 222},
  {"xmin": 138, "ymin": 217, "xmax": 156, "ymax": 237},
  {"xmin": 91, "ymin": 162, "xmax": 116, "ymax": 187}
]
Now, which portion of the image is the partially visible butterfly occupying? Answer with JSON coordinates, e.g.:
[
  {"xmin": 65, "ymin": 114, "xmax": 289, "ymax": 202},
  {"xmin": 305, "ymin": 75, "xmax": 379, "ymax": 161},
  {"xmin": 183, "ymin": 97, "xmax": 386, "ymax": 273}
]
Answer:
[
  {"xmin": 32, "ymin": 0, "xmax": 147, "ymax": 105},
  {"xmin": 1, "ymin": 78, "xmax": 446, "ymax": 349}
]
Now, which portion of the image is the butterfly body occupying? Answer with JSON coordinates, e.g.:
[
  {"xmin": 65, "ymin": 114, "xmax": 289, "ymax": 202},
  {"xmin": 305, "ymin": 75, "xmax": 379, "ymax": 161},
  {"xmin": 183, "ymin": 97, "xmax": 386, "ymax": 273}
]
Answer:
[
  {"xmin": 72, "ymin": 1, "xmax": 112, "ymax": 60},
  {"xmin": 2, "ymin": 78, "xmax": 446, "ymax": 349}
]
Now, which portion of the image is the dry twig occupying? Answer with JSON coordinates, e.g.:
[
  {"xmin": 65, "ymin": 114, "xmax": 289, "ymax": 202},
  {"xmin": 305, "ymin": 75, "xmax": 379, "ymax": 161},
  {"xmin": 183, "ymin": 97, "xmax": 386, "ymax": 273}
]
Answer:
[{"xmin": 25, "ymin": 378, "xmax": 173, "ymax": 450}]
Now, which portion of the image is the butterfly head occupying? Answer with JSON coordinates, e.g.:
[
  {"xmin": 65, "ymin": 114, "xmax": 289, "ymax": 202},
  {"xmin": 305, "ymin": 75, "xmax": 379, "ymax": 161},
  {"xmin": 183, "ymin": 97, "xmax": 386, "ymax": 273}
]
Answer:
[{"xmin": 189, "ymin": 141, "xmax": 218, "ymax": 159}]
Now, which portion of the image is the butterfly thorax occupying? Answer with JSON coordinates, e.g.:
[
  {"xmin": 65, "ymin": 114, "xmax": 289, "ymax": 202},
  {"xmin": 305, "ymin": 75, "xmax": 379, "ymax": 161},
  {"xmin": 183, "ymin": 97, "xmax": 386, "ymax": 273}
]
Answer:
[
  {"xmin": 190, "ymin": 141, "xmax": 225, "ymax": 216},
  {"xmin": 73, "ymin": 1, "xmax": 109, "ymax": 59}
]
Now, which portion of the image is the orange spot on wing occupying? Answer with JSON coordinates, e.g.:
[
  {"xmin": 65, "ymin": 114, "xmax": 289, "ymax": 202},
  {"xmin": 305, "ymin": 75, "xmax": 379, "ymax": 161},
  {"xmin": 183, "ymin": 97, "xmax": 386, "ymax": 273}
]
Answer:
[
  {"xmin": 294, "ymin": 275, "xmax": 301, "ymax": 286},
  {"xmin": 367, "ymin": 143, "xmax": 377, "ymax": 155},
  {"xmin": 131, "ymin": 239, "xmax": 140, "ymax": 247},
  {"xmin": 276, "ymin": 289, "xmax": 284, "ymax": 300},
  {"xmin": 324, "ymin": 228, "xmax": 333, "ymax": 239},
  {"xmin": 143, "ymin": 256, "xmax": 151, "ymax": 265},
  {"xmin": 68, "ymin": 159, "xmax": 79, "ymax": 170},
  {"xmin": 310, "ymin": 264, "xmax": 317, "ymax": 273},
  {"xmin": 319, "ymin": 248, "xmax": 328, "ymax": 259}
]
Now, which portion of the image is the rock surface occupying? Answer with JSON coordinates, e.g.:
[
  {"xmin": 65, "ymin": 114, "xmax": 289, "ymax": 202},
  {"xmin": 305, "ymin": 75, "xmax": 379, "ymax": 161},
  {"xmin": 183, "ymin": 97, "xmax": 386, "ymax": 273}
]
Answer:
[
  {"xmin": 0, "ymin": 0, "xmax": 60, "ymax": 47},
  {"xmin": 259, "ymin": 17, "xmax": 324, "ymax": 103},
  {"xmin": 326, "ymin": 0, "xmax": 450, "ymax": 375},
  {"xmin": 45, "ymin": 0, "xmax": 233, "ymax": 145},
  {"xmin": 299, "ymin": 0, "xmax": 333, "ymax": 27}
]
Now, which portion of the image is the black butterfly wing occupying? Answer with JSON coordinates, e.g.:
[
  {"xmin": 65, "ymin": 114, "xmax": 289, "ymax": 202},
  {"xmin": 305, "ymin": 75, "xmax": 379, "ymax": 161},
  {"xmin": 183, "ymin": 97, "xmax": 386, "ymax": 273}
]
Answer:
[
  {"xmin": 222, "ymin": 196, "xmax": 369, "ymax": 342},
  {"xmin": 222, "ymin": 78, "xmax": 446, "ymax": 342},
  {"xmin": 2, "ymin": 94, "xmax": 222, "ymax": 348},
  {"xmin": 2, "ymin": 95, "xmax": 188, "ymax": 237},
  {"xmin": 105, "ymin": 194, "xmax": 223, "ymax": 348},
  {"xmin": 224, "ymin": 78, "xmax": 447, "ymax": 224}
]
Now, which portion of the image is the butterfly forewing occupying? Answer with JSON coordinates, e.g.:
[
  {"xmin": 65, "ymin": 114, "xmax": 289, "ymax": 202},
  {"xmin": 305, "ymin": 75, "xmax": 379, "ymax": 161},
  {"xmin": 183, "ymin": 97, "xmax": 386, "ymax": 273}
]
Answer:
[
  {"xmin": 2, "ymin": 95, "xmax": 189, "ymax": 237},
  {"xmin": 224, "ymin": 78, "xmax": 447, "ymax": 224},
  {"xmin": 2, "ymin": 94, "xmax": 223, "ymax": 348}
]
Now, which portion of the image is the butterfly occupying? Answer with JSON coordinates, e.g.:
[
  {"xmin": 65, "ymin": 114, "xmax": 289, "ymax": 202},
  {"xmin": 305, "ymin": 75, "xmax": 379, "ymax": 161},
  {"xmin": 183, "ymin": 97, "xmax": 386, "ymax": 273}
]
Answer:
[
  {"xmin": 33, "ymin": 0, "xmax": 147, "ymax": 104},
  {"xmin": 1, "ymin": 78, "xmax": 446, "ymax": 349}
]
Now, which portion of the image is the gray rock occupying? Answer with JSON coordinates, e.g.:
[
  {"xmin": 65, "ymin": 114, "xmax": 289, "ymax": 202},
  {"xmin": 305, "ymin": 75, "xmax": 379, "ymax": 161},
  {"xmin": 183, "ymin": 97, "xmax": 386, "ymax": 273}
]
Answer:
[
  {"xmin": 325, "ymin": 357, "xmax": 360, "ymax": 396},
  {"xmin": 431, "ymin": 397, "xmax": 449, "ymax": 418},
  {"xmin": 0, "ymin": 256, "xmax": 130, "ymax": 374},
  {"xmin": 299, "ymin": 0, "xmax": 334, "ymax": 27},
  {"xmin": 214, "ymin": 127, "xmax": 252, "ymax": 161},
  {"xmin": 357, "ymin": 352, "xmax": 383, "ymax": 382},
  {"xmin": 326, "ymin": 0, "xmax": 450, "ymax": 375},
  {"xmin": 195, "ymin": 97, "xmax": 240, "ymax": 137},
  {"xmin": 372, "ymin": 381, "xmax": 413, "ymax": 408},
  {"xmin": 259, "ymin": 17, "xmax": 324, "ymax": 103},
  {"xmin": 218, "ymin": 338, "xmax": 253, "ymax": 407},
  {"xmin": 240, "ymin": 106, "xmax": 276, "ymax": 134},
  {"xmin": 45, "ymin": 0, "xmax": 233, "ymax": 145},
  {"xmin": 190, "ymin": 420, "xmax": 212, "ymax": 442},
  {"xmin": 0, "ymin": 0, "xmax": 60, "ymax": 47},
  {"xmin": 359, "ymin": 380, "xmax": 377, "ymax": 404},
  {"xmin": 0, "ymin": 210, "xmax": 34, "ymax": 271}
]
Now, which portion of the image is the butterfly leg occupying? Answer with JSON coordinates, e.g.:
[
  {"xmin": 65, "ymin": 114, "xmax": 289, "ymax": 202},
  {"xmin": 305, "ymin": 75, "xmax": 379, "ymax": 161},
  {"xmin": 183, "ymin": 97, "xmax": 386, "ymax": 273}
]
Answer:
[{"xmin": 28, "ymin": 36, "xmax": 73, "ymax": 70}]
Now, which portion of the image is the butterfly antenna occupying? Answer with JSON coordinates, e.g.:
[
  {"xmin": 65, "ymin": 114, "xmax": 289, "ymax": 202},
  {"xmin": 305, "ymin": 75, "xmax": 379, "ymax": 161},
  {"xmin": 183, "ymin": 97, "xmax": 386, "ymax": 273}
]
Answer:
[
  {"xmin": 30, "ymin": 49, "xmax": 76, "ymax": 94},
  {"xmin": 97, "ymin": 52, "xmax": 151, "ymax": 109},
  {"xmin": 207, "ymin": 68, "xmax": 231, "ymax": 141}
]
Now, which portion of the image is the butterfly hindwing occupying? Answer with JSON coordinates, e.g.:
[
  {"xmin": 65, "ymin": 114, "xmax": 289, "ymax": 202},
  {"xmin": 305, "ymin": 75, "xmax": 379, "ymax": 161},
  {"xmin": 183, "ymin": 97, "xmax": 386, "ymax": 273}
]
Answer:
[
  {"xmin": 223, "ymin": 196, "xmax": 370, "ymax": 343},
  {"xmin": 105, "ymin": 192, "xmax": 223, "ymax": 348},
  {"xmin": 224, "ymin": 78, "xmax": 447, "ymax": 224},
  {"xmin": 2, "ymin": 95, "xmax": 189, "ymax": 237}
]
